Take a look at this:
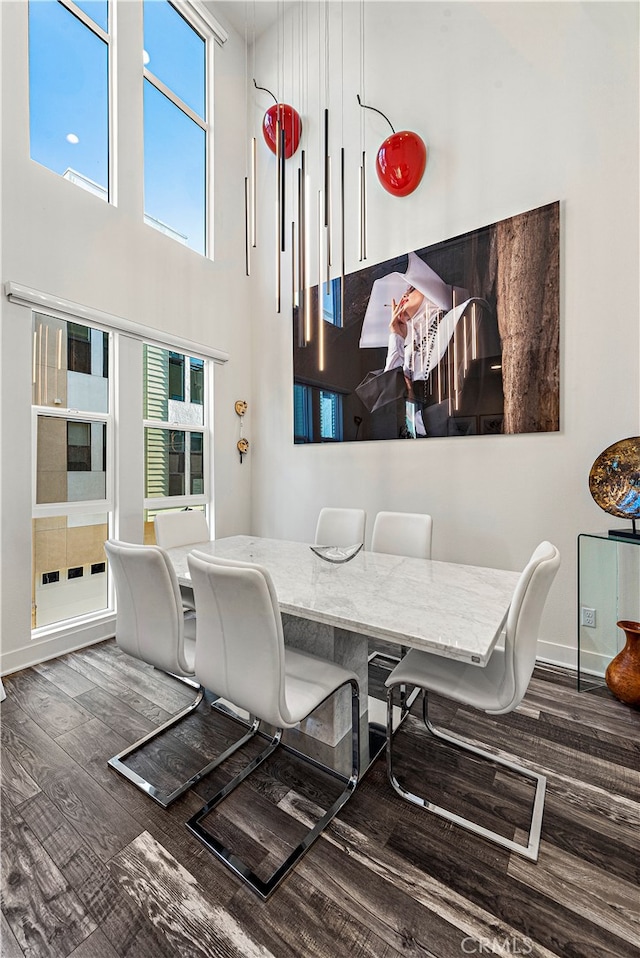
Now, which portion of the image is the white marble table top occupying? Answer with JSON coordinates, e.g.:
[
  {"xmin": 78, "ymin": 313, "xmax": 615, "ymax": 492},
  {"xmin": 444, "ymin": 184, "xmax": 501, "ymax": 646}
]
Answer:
[{"xmin": 166, "ymin": 536, "xmax": 521, "ymax": 666}]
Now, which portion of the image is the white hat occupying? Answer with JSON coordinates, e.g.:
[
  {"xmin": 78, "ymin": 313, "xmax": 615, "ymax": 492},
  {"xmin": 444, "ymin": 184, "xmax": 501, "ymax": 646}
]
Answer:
[{"xmin": 359, "ymin": 251, "xmax": 470, "ymax": 349}]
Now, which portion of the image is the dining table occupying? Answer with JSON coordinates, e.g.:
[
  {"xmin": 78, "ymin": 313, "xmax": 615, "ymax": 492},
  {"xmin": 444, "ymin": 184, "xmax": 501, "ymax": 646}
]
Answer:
[{"xmin": 165, "ymin": 535, "xmax": 521, "ymax": 770}]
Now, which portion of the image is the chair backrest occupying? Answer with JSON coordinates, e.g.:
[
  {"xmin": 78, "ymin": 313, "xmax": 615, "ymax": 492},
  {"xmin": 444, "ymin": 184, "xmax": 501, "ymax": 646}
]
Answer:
[
  {"xmin": 315, "ymin": 508, "xmax": 366, "ymax": 547},
  {"xmin": 188, "ymin": 551, "xmax": 293, "ymax": 728},
  {"xmin": 154, "ymin": 510, "xmax": 209, "ymax": 549},
  {"xmin": 371, "ymin": 511, "xmax": 433, "ymax": 559},
  {"xmin": 500, "ymin": 541, "xmax": 560, "ymax": 712},
  {"xmin": 104, "ymin": 539, "xmax": 192, "ymax": 676}
]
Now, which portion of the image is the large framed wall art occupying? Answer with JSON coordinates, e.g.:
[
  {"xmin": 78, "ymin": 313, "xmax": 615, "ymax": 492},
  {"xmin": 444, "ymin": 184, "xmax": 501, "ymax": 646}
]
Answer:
[{"xmin": 293, "ymin": 201, "xmax": 559, "ymax": 443}]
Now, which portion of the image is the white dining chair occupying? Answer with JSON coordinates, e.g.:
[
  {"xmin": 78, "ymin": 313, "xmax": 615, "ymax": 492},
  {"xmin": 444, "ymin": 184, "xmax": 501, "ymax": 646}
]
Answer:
[
  {"xmin": 369, "ymin": 511, "xmax": 433, "ymax": 668},
  {"xmin": 154, "ymin": 509, "xmax": 210, "ymax": 611},
  {"xmin": 315, "ymin": 507, "xmax": 366, "ymax": 547},
  {"xmin": 385, "ymin": 540, "xmax": 560, "ymax": 861},
  {"xmin": 104, "ymin": 539, "xmax": 258, "ymax": 808},
  {"xmin": 185, "ymin": 550, "xmax": 360, "ymax": 900},
  {"xmin": 371, "ymin": 511, "xmax": 433, "ymax": 559}
]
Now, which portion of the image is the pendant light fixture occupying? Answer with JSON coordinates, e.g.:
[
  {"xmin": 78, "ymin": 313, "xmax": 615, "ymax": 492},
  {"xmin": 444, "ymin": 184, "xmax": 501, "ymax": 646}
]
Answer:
[
  {"xmin": 358, "ymin": 0, "xmax": 367, "ymax": 262},
  {"xmin": 256, "ymin": 83, "xmax": 302, "ymax": 159},
  {"xmin": 244, "ymin": 3, "xmax": 257, "ymax": 276},
  {"xmin": 243, "ymin": 6, "xmax": 251, "ymax": 275},
  {"xmin": 357, "ymin": 96, "xmax": 427, "ymax": 198}
]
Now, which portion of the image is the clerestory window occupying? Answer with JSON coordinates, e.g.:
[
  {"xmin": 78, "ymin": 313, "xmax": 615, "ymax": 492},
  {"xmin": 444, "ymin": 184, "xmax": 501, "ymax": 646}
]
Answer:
[
  {"xmin": 143, "ymin": 0, "xmax": 210, "ymax": 255},
  {"xmin": 29, "ymin": 0, "xmax": 111, "ymax": 200}
]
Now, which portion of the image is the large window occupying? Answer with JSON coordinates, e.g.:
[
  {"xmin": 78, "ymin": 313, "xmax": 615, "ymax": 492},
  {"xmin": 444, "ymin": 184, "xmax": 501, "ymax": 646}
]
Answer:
[
  {"xmin": 143, "ymin": 0, "xmax": 208, "ymax": 255},
  {"xmin": 29, "ymin": 0, "xmax": 110, "ymax": 200},
  {"xmin": 31, "ymin": 315, "xmax": 214, "ymax": 631},
  {"xmin": 32, "ymin": 312, "xmax": 111, "ymax": 628}
]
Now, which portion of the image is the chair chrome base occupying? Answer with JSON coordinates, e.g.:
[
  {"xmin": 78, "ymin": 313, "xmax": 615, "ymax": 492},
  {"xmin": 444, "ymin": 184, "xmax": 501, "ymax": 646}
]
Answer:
[
  {"xmin": 386, "ymin": 687, "xmax": 546, "ymax": 861},
  {"xmin": 108, "ymin": 686, "xmax": 261, "ymax": 809},
  {"xmin": 186, "ymin": 679, "xmax": 360, "ymax": 900}
]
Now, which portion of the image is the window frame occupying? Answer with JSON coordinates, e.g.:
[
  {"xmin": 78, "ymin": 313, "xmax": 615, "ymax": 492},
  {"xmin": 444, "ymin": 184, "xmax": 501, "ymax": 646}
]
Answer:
[{"xmin": 142, "ymin": 0, "xmax": 214, "ymax": 257}]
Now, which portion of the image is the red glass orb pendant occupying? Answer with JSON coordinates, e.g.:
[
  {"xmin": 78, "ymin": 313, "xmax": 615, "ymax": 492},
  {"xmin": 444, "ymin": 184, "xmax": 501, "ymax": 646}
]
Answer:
[
  {"xmin": 376, "ymin": 131, "xmax": 427, "ymax": 197},
  {"xmin": 262, "ymin": 104, "xmax": 302, "ymax": 159}
]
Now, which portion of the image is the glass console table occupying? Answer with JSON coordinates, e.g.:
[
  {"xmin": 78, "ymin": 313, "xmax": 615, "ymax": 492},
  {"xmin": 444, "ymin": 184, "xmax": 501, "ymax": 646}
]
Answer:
[{"xmin": 577, "ymin": 531, "xmax": 640, "ymax": 691}]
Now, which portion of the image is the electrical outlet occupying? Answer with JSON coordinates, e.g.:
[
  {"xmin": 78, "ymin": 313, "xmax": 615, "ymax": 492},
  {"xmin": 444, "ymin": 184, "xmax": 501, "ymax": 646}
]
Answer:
[{"xmin": 581, "ymin": 607, "xmax": 596, "ymax": 628}]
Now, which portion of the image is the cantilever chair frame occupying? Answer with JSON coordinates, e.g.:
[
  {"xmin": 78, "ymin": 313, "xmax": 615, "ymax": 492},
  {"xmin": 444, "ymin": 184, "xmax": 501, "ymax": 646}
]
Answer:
[
  {"xmin": 187, "ymin": 675, "xmax": 360, "ymax": 900},
  {"xmin": 386, "ymin": 686, "xmax": 546, "ymax": 860},
  {"xmin": 108, "ymin": 692, "xmax": 261, "ymax": 809},
  {"xmin": 105, "ymin": 539, "xmax": 259, "ymax": 809}
]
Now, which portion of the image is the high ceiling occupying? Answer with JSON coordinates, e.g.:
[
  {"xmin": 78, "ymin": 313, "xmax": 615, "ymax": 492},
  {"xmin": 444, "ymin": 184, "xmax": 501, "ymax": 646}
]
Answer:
[{"xmin": 207, "ymin": 1, "xmax": 281, "ymax": 42}]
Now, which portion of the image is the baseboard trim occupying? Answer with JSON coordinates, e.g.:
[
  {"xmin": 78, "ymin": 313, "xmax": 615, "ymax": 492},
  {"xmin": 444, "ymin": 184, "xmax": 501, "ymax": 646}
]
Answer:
[
  {"xmin": 536, "ymin": 638, "xmax": 577, "ymax": 671},
  {"xmin": 1, "ymin": 616, "xmax": 116, "ymax": 675}
]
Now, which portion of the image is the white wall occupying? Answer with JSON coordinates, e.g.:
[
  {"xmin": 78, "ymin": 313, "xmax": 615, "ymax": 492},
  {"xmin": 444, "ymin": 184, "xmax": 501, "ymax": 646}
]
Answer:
[
  {"xmin": 0, "ymin": 0, "xmax": 254, "ymax": 671},
  {"xmin": 247, "ymin": 1, "xmax": 640, "ymax": 667}
]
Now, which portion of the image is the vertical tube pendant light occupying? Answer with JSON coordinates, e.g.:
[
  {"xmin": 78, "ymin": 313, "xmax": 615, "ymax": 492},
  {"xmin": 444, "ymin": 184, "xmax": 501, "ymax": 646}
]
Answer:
[
  {"xmin": 317, "ymin": 189, "xmax": 324, "ymax": 371},
  {"xmin": 340, "ymin": 147, "xmax": 345, "ymax": 307},
  {"xmin": 448, "ymin": 292, "xmax": 455, "ymax": 415},
  {"xmin": 304, "ymin": 169, "xmax": 312, "ymax": 342},
  {"xmin": 244, "ymin": 6, "xmax": 251, "ymax": 275},
  {"xmin": 339, "ymin": 1, "xmax": 345, "ymax": 310},
  {"xmin": 297, "ymin": 164, "xmax": 304, "ymax": 345},
  {"xmin": 291, "ymin": 220, "xmax": 296, "ymax": 325},
  {"xmin": 437, "ymin": 322, "xmax": 442, "ymax": 404},
  {"xmin": 244, "ymin": 177, "xmax": 250, "ymax": 276},
  {"xmin": 275, "ymin": 114, "xmax": 281, "ymax": 312},
  {"xmin": 316, "ymin": 1, "xmax": 324, "ymax": 370},
  {"xmin": 323, "ymin": 121, "xmax": 331, "ymax": 287},
  {"xmin": 251, "ymin": 136, "xmax": 257, "ymax": 248},
  {"xmin": 472, "ymin": 302, "xmax": 478, "ymax": 360},
  {"xmin": 323, "ymin": 2, "xmax": 332, "ymax": 291},
  {"xmin": 280, "ymin": 125, "xmax": 286, "ymax": 253},
  {"xmin": 323, "ymin": 108, "xmax": 330, "ymax": 230},
  {"xmin": 358, "ymin": 0, "xmax": 367, "ymax": 262},
  {"xmin": 360, "ymin": 152, "xmax": 367, "ymax": 260}
]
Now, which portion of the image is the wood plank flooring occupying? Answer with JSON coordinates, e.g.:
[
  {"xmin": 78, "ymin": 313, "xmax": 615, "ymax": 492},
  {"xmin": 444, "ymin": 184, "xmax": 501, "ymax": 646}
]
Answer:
[{"xmin": 1, "ymin": 640, "xmax": 639, "ymax": 958}]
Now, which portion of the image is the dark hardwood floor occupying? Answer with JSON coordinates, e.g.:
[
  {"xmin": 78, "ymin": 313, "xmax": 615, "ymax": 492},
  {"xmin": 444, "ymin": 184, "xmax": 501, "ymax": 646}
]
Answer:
[{"xmin": 1, "ymin": 639, "xmax": 639, "ymax": 958}]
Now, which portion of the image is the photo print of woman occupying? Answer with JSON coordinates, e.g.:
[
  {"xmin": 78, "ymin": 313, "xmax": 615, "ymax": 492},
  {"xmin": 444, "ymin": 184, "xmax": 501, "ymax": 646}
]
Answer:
[{"xmin": 292, "ymin": 202, "xmax": 559, "ymax": 444}]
